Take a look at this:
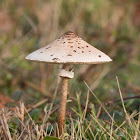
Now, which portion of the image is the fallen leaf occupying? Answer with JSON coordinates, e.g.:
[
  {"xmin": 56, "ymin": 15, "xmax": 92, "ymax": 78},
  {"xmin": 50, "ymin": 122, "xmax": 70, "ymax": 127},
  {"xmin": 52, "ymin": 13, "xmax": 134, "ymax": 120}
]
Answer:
[{"xmin": 0, "ymin": 94, "xmax": 14, "ymax": 109}]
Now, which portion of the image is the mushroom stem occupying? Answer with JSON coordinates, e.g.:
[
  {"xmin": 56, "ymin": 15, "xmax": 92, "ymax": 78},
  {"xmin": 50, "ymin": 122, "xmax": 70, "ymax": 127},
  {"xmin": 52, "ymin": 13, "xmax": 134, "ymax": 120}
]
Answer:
[{"xmin": 57, "ymin": 64, "xmax": 70, "ymax": 137}]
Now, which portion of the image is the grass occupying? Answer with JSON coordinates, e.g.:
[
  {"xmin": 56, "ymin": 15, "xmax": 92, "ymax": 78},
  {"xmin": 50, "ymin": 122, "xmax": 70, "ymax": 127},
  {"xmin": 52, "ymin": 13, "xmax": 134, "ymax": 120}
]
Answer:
[
  {"xmin": 0, "ymin": 77, "xmax": 139, "ymax": 139},
  {"xmin": 0, "ymin": 0, "xmax": 140, "ymax": 139}
]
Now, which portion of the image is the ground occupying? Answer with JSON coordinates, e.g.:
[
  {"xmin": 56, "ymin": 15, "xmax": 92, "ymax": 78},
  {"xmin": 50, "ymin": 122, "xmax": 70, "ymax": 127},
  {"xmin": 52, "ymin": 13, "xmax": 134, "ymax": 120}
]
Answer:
[{"xmin": 0, "ymin": 0, "xmax": 140, "ymax": 139}]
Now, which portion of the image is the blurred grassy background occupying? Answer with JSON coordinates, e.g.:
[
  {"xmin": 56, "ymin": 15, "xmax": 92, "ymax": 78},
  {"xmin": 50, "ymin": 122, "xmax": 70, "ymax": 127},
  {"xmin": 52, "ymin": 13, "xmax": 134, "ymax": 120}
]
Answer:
[{"xmin": 0, "ymin": 0, "xmax": 140, "ymax": 113}]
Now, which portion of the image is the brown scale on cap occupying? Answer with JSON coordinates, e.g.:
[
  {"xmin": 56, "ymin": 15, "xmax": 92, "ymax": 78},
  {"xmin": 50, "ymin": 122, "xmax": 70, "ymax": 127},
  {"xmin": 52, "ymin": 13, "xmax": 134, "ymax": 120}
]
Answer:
[
  {"xmin": 46, "ymin": 47, "xmax": 51, "ymax": 49},
  {"xmin": 63, "ymin": 31, "xmax": 77, "ymax": 38},
  {"xmin": 67, "ymin": 54, "xmax": 72, "ymax": 56},
  {"xmin": 52, "ymin": 58, "xmax": 60, "ymax": 61}
]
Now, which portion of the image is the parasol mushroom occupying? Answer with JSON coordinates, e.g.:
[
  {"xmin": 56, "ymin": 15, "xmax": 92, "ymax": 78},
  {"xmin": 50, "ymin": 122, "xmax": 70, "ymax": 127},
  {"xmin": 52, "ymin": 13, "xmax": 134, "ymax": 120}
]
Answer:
[{"xmin": 25, "ymin": 31, "xmax": 112, "ymax": 137}]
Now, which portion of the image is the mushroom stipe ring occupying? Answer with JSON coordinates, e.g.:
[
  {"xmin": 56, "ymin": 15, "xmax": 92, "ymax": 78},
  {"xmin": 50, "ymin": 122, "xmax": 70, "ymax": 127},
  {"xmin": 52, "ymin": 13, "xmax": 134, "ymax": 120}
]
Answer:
[{"xmin": 58, "ymin": 69, "xmax": 74, "ymax": 79}]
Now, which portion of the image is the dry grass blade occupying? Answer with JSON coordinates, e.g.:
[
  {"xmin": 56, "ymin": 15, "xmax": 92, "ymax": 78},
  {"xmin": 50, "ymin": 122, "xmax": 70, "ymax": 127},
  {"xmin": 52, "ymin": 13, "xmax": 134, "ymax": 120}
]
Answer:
[
  {"xmin": 20, "ymin": 102, "xmax": 24, "ymax": 133},
  {"xmin": 84, "ymin": 81, "xmax": 115, "ymax": 123},
  {"xmin": 90, "ymin": 114, "xmax": 115, "ymax": 140},
  {"xmin": 77, "ymin": 119, "xmax": 82, "ymax": 140},
  {"xmin": 83, "ymin": 120, "xmax": 92, "ymax": 135},
  {"xmin": 0, "ymin": 115, "xmax": 9, "ymax": 140},
  {"xmin": 134, "ymin": 112, "xmax": 140, "ymax": 140},
  {"xmin": 27, "ymin": 98, "xmax": 48, "ymax": 112},
  {"xmin": 116, "ymin": 76, "xmax": 133, "ymax": 130},
  {"xmin": 96, "ymin": 105, "xmax": 102, "ymax": 118},
  {"xmin": 113, "ymin": 110, "xmax": 139, "ymax": 134},
  {"xmin": 110, "ymin": 113, "xmax": 115, "ymax": 140},
  {"xmin": 0, "ymin": 109, "xmax": 12, "ymax": 140},
  {"xmin": 83, "ymin": 90, "xmax": 89, "ymax": 121},
  {"xmin": 70, "ymin": 114, "xmax": 75, "ymax": 140}
]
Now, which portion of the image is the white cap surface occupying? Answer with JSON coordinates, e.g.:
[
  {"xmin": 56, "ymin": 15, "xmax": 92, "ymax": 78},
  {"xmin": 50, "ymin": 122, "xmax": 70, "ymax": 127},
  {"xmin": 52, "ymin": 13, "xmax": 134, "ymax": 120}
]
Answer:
[{"xmin": 25, "ymin": 31, "xmax": 112, "ymax": 64}]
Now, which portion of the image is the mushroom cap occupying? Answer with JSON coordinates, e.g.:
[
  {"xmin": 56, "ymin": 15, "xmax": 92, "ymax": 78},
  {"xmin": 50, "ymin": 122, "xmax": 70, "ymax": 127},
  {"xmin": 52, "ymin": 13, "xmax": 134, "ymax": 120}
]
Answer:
[{"xmin": 25, "ymin": 31, "xmax": 112, "ymax": 64}]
